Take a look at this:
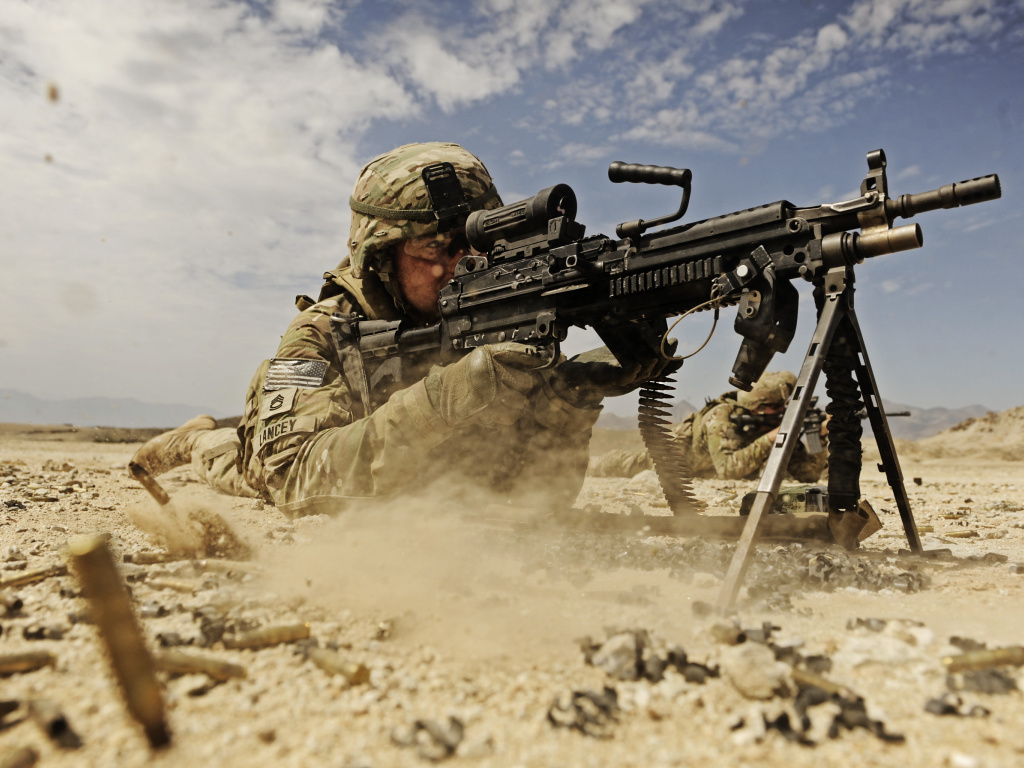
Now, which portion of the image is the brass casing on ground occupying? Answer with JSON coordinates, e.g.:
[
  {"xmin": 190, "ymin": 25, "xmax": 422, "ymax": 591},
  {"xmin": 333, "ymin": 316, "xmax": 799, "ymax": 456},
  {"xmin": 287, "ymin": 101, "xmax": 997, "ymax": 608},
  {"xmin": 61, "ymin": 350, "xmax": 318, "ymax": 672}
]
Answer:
[
  {"xmin": 0, "ymin": 652, "xmax": 56, "ymax": 676},
  {"xmin": 155, "ymin": 650, "xmax": 246, "ymax": 682},
  {"xmin": 943, "ymin": 646, "xmax": 1024, "ymax": 673},
  {"xmin": 0, "ymin": 564, "xmax": 67, "ymax": 590},
  {"xmin": 306, "ymin": 648, "xmax": 370, "ymax": 685},
  {"xmin": 222, "ymin": 623, "xmax": 311, "ymax": 650},
  {"xmin": 68, "ymin": 534, "xmax": 170, "ymax": 749}
]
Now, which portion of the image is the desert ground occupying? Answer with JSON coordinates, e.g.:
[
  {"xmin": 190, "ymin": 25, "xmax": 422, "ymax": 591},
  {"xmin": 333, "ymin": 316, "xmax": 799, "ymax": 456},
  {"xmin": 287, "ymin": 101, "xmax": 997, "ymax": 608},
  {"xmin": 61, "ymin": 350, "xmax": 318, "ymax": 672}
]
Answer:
[{"xmin": 1, "ymin": 411, "xmax": 1024, "ymax": 768}]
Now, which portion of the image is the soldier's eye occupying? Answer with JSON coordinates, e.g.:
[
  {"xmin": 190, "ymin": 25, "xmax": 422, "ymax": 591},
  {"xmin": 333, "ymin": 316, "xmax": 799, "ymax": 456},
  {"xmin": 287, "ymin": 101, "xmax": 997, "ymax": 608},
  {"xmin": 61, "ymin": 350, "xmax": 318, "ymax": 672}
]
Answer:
[{"xmin": 447, "ymin": 233, "xmax": 469, "ymax": 259}]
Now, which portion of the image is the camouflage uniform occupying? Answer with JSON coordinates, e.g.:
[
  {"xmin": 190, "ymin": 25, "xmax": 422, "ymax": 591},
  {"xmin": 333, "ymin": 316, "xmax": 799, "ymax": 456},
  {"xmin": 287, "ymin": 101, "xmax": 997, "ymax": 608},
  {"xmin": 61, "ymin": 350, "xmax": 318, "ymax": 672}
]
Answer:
[
  {"xmin": 185, "ymin": 143, "xmax": 600, "ymax": 516},
  {"xmin": 593, "ymin": 371, "xmax": 827, "ymax": 482}
]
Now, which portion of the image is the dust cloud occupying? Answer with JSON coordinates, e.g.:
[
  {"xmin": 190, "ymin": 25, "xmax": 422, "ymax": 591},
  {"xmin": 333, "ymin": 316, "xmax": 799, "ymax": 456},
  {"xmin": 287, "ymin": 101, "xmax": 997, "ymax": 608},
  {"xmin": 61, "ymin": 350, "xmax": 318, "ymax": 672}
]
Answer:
[
  {"xmin": 257, "ymin": 491, "xmax": 706, "ymax": 661},
  {"xmin": 126, "ymin": 496, "xmax": 252, "ymax": 560}
]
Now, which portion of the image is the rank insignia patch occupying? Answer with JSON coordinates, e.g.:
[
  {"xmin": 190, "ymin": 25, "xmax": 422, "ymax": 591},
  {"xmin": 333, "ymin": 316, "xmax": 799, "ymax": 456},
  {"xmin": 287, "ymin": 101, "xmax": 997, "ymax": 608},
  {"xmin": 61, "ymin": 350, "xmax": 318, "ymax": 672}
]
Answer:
[
  {"xmin": 264, "ymin": 358, "xmax": 328, "ymax": 391},
  {"xmin": 258, "ymin": 387, "xmax": 297, "ymax": 420}
]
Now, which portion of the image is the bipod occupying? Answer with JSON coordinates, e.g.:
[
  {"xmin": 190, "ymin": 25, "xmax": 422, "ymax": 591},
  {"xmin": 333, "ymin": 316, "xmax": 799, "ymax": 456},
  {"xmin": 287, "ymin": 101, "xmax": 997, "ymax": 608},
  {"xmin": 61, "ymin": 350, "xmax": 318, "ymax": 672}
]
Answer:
[{"xmin": 717, "ymin": 265, "xmax": 921, "ymax": 613}]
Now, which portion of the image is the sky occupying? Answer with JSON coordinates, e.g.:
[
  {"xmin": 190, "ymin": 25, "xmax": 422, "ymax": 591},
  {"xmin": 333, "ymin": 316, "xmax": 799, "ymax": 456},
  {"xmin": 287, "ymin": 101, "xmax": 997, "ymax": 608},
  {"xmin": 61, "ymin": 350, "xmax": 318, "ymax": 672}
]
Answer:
[{"xmin": 2, "ymin": 0, "xmax": 1022, "ymax": 419}]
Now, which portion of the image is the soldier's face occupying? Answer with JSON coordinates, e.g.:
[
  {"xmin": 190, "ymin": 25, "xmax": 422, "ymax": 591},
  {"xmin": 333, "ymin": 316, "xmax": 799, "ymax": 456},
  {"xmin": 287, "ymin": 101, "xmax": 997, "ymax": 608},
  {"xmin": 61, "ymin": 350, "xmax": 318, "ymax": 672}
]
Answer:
[{"xmin": 394, "ymin": 230, "xmax": 473, "ymax": 319}]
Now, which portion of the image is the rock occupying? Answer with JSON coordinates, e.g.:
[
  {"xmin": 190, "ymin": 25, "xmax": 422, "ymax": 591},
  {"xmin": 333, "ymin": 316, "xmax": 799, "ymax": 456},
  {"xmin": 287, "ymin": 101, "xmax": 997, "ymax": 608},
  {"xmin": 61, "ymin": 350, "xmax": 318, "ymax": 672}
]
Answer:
[
  {"xmin": 947, "ymin": 751, "xmax": 981, "ymax": 768},
  {"xmin": 720, "ymin": 642, "xmax": 791, "ymax": 700},
  {"xmin": 626, "ymin": 470, "xmax": 664, "ymax": 495},
  {"xmin": 591, "ymin": 633, "xmax": 640, "ymax": 681}
]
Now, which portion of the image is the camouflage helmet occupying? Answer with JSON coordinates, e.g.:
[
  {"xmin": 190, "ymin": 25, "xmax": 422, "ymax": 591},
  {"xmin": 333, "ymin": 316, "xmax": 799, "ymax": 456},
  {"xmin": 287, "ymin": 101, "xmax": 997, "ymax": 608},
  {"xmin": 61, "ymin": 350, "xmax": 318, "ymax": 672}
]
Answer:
[
  {"xmin": 348, "ymin": 142, "xmax": 503, "ymax": 278},
  {"xmin": 735, "ymin": 370, "xmax": 796, "ymax": 410}
]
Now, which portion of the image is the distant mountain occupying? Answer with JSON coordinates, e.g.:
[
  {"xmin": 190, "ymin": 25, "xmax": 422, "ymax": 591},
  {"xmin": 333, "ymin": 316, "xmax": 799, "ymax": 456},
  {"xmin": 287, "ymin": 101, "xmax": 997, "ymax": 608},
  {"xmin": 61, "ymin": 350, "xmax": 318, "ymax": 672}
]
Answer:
[
  {"xmin": 895, "ymin": 405, "xmax": 1024, "ymax": 461},
  {"xmin": 880, "ymin": 400, "xmax": 990, "ymax": 441},
  {"xmin": 597, "ymin": 399, "xmax": 696, "ymax": 430},
  {"xmin": 0, "ymin": 387, "xmax": 992, "ymax": 438},
  {"xmin": 595, "ymin": 395, "xmax": 989, "ymax": 440},
  {"xmin": 0, "ymin": 389, "xmax": 224, "ymax": 429}
]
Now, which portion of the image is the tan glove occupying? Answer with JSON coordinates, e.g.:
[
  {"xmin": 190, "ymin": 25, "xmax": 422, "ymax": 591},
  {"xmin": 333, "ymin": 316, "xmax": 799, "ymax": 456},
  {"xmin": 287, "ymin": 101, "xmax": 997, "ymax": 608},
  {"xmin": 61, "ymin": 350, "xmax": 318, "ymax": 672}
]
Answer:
[
  {"xmin": 424, "ymin": 343, "xmax": 543, "ymax": 429},
  {"xmin": 551, "ymin": 342, "xmax": 680, "ymax": 408}
]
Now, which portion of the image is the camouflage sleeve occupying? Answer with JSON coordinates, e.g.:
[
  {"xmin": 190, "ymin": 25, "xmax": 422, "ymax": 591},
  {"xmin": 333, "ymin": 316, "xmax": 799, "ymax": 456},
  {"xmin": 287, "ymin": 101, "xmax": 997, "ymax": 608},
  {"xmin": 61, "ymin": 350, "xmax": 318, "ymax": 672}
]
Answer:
[
  {"xmin": 505, "ymin": 381, "xmax": 601, "ymax": 509},
  {"xmin": 786, "ymin": 435, "xmax": 829, "ymax": 483},
  {"xmin": 278, "ymin": 377, "xmax": 456, "ymax": 514},
  {"xmin": 703, "ymin": 405, "xmax": 774, "ymax": 480},
  {"xmin": 244, "ymin": 300, "xmax": 459, "ymax": 514}
]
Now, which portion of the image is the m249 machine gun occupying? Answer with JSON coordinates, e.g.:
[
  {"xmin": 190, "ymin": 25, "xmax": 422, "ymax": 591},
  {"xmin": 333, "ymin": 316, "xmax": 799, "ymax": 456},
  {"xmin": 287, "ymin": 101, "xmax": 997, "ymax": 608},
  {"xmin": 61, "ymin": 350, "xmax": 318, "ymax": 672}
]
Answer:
[{"xmin": 344, "ymin": 149, "xmax": 1001, "ymax": 611}]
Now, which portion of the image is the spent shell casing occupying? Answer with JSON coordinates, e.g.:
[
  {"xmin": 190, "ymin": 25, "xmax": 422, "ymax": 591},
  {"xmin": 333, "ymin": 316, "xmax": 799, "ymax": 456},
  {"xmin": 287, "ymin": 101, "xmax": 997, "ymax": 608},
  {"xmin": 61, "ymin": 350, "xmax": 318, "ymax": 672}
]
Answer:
[
  {"xmin": 943, "ymin": 646, "xmax": 1024, "ymax": 673},
  {"xmin": 0, "ymin": 746, "xmax": 39, "ymax": 768},
  {"xmin": 223, "ymin": 622, "xmax": 310, "ymax": 650},
  {"xmin": 0, "ymin": 651, "xmax": 56, "ymax": 676},
  {"xmin": 67, "ymin": 534, "xmax": 170, "ymax": 749},
  {"xmin": 306, "ymin": 647, "xmax": 371, "ymax": 685},
  {"xmin": 0, "ymin": 564, "xmax": 67, "ymax": 590},
  {"xmin": 193, "ymin": 559, "xmax": 259, "ymax": 575},
  {"xmin": 126, "ymin": 462, "xmax": 171, "ymax": 506},
  {"xmin": 146, "ymin": 577, "xmax": 198, "ymax": 594},
  {"xmin": 155, "ymin": 650, "xmax": 246, "ymax": 682},
  {"xmin": 123, "ymin": 552, "xmax": 177, "ymax": 565}
]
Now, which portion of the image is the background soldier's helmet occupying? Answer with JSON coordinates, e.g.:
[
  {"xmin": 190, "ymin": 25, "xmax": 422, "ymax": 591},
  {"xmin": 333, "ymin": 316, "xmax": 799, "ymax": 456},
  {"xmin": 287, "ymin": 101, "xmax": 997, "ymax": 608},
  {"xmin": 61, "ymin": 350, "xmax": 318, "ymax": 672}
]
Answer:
[
  {"xmin": 735, "ymin": 370, "xmax": 796, "ymax": 410},
  {"xmin": 348, "ymin": 142, "xmax": 503, "ymax": 278}
]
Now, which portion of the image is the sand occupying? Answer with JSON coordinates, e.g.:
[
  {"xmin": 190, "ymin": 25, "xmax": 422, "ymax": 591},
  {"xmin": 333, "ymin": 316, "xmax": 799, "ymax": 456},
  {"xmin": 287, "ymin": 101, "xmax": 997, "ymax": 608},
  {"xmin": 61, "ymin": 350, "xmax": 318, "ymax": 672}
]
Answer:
[{"xmin": 1, "ymin": 417, "xmax": 1023, "ymax": 768}]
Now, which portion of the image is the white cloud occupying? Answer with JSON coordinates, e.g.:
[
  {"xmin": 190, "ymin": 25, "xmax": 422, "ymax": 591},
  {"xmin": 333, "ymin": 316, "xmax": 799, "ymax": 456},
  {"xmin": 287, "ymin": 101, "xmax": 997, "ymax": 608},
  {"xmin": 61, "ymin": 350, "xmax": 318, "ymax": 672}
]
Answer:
[
  {"xmin": 374, "ymin": 19, "xmax": 522, "ymax": 112},
  {"xmin": 527, "ymin": 0, "xmax": 1022, "ymax": 153},
  {"xmin": 841, "ymin": 0, "xmax": 1011, "ymax": 56},
  {"xmin": 1, "ymin": 0, "xmax": 1020, "ymax": 412},
  {"xmin": 895, "ymin": 165, "xmax": 922, "ymax": 181},
  {"xmin": 543, "ymin": 142, "xmax": 615, "ymax": 168},
  {"xmin": 0, "ymin": 0, "xmax": 415, "ymax": 408}
]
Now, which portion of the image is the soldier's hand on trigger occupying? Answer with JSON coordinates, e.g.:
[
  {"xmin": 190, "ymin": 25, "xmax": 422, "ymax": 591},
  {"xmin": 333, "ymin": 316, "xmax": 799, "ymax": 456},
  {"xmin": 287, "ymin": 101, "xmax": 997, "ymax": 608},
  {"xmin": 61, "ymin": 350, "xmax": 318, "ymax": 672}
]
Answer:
[{"xmin": 424, "ymin": 343, "xmax": 545, "ymax": 429}]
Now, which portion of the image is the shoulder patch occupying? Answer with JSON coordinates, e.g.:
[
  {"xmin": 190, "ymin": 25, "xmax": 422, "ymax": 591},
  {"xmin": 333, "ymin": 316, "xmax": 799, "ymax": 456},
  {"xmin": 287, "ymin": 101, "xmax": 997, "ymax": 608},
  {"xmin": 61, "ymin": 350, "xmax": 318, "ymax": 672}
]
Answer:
[
  {"xmin": 259, "ymin": 387, "xmax": 298, "ymax": 420},
  {"xmin": 264, "ymin": 358, "xmax": 328, "ymax": 391}
]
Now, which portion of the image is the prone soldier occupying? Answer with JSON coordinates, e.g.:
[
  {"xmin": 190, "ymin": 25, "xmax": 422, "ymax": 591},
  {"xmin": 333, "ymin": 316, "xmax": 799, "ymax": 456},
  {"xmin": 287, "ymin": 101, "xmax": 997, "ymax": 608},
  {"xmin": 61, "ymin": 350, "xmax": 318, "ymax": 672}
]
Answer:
[
  {"xmin": 130, "ymin": 143, "xmax": 669, "ymax": 516},
  {"xmin": 591, "ymin": 370, "xmax": 828, "ymax": 482}
]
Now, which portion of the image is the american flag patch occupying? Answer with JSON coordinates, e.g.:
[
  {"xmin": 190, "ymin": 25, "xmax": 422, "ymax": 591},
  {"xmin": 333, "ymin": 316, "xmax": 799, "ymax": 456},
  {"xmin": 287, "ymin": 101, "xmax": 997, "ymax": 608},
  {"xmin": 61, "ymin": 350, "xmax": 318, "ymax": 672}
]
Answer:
[{"xmin": 264, "ymin": 358, "xmax": 328, "ymax": 391}]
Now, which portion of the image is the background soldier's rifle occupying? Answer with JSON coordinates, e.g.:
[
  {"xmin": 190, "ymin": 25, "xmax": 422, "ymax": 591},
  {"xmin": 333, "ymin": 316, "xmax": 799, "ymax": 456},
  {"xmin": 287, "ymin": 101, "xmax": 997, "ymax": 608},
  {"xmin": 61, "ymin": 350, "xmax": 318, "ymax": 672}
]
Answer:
[
  {"xmin": 730, "ymin": 396, "xmax": 911, "ymax": 454},
  {"xmin": 341, "ymin": 149, "xmax": 1000, "ymax": 610}
]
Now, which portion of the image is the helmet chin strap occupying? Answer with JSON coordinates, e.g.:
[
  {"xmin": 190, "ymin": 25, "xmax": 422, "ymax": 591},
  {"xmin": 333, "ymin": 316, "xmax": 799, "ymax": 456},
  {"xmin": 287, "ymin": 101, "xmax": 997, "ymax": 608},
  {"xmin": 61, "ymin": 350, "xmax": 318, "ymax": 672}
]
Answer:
[{"xmin": 374, "ymin": 255, "xmax": 411, "ymax": 317}]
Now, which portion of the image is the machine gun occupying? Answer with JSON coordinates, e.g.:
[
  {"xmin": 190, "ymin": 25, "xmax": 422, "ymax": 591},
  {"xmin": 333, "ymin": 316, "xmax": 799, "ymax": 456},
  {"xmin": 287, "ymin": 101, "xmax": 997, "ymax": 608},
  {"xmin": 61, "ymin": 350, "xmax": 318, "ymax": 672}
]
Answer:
[
  {"xmin": 730, "ymin": 396, "xmax": 911, "ymax": 454},
  {"xmin": 342, "ymin": 149, "xmax": 1000, "ymax": 610}
]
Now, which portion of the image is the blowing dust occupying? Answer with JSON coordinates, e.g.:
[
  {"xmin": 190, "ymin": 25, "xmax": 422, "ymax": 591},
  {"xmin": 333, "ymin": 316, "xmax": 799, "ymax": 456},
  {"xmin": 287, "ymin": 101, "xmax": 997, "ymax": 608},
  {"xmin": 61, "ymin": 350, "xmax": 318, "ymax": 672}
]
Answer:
[
  {"xmin": 126, "ymin": 496, "xmax": 253, "ymax": 560},
  {"xmin": 258, "ymin": 491, "xmax": 709, "ymax": 661}
]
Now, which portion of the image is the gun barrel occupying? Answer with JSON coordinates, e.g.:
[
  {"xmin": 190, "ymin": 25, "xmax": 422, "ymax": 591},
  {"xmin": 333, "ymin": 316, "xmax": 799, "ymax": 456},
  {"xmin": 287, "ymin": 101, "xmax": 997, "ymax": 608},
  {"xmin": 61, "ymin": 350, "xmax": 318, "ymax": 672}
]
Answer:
[
  {"xmin": 821, "ymin": 223, "xmax": 923, "ymax": 264},
  {"xmin": 889, "ymin": 174, "xmax": 1001, "ymax": 220}
]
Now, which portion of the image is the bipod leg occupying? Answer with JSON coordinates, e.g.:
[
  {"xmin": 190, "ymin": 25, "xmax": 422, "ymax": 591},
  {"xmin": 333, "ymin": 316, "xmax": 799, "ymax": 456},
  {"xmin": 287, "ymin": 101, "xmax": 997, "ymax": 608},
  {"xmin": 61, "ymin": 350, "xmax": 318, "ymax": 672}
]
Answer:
[
  {"xmin": 845, "ymin": 307, "xmax": 922, "ymax": 553},
  {"xmin": 717, "ymin": 285, "xmax": 848, "ymax": 613}
]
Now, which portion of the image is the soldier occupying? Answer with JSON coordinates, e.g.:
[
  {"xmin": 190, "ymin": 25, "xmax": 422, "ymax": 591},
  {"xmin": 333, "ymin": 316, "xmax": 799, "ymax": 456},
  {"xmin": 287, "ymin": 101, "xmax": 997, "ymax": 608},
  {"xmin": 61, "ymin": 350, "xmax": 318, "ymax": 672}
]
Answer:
[
  {"xmin": 590, "ymin": 370, "xmax": 828, "ymax": 482},
  {"xmin": 130, "ymin": 142, "xmax": 669, "ymax": 516}
]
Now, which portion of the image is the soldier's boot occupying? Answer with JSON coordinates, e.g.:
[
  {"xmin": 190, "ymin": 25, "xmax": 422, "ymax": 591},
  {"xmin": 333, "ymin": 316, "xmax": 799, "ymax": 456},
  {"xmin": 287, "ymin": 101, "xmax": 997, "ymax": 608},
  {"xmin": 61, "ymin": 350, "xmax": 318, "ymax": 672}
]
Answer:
[{"xmin": 128, "ymin": 415, "xmax": 217, "ymax": 478}]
